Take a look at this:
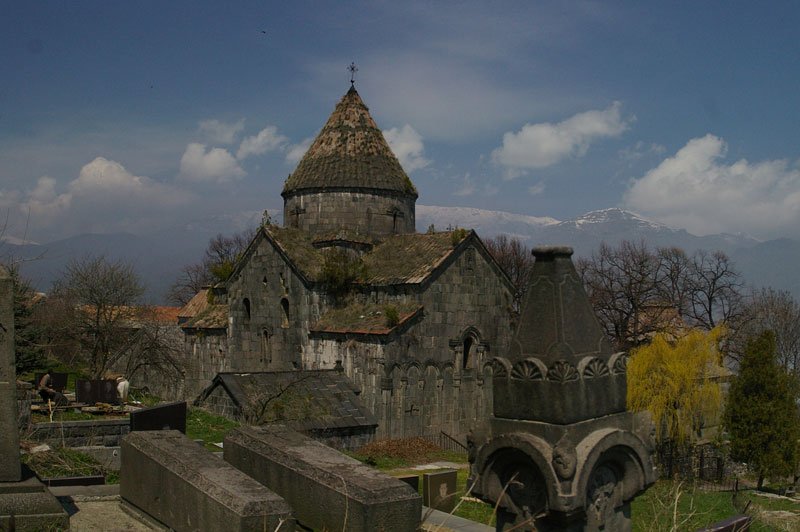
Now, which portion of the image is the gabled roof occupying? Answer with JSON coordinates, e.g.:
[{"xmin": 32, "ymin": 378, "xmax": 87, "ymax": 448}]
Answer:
[
  {"xmin": 196, "ymin": 370, "xmax": 378, "ymax": 431},
  {"xmin": 282, "ymin": 86, "xmax": 417, "ymax": 197},
  {"xmin": 262, "ymin": 225, "xmax": 466, "ymax": 286},
  {"xmin": 311, "ymin": 303, "xmax": 423, "ymax": 336},
  {"xmin": 178, "ymin": 289, "xmax": 228, "ymax": 329}
]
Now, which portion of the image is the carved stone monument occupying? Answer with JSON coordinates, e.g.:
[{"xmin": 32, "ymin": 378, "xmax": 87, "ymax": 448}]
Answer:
[
  {"xmin": 468, "ymin": 246, "xmax": 657, "ymax": 531},
  {"xmin": 0, "ymin": 268, "xmax": 68, "ymax": 530}
]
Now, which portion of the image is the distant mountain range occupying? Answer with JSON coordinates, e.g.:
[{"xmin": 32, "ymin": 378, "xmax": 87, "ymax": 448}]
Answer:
[{"xmin": 4, "ymin": 206, "xmax": 798, "ymax": 303}]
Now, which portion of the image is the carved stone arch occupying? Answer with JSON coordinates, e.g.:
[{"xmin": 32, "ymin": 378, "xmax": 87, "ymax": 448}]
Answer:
[
  {"xmin": 578, "ymin": 357, "xmax": 610, "ymax": 379},
  {"xmin": 511, "ymin": 357, "xmax": 547, "ymax": 380},
  {"xmin": 609, "ymin": 352, "xmax": 628, "ymax": 375},
  {"xmin": 474, "ymin": 433, "xmax": 556, "ymax": 524},
  {"xmin": 575, "ymin": 429, "xmax": 657, "ymax": 512},
  {"xmin": 457, "ymin": 326, "xmax": 485, "ymax": 370},
  {"xmin": 490, "ymin": 357, "xmax": 512, "ymax": 379}
]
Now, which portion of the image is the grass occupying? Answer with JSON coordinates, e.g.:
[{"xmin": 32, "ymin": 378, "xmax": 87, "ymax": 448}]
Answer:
[
  {"xmin": 631, "ymin": 480, "xmax": 800, "ymax": 531},
  {"xmin": 350, "ymin": 438, "xmax": 497, "ymax": 527},
  {"xmin": 22, "ymin": 446, "xmax": 119, "ymax": 484},
  {"xmin": 186, "ymin": 407, "xmax": 240, "ymax": 451}
]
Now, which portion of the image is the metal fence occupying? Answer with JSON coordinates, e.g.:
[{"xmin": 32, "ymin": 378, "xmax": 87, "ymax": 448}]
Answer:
[{"xmin": 422, "ymin": 431, "xmax": 469, "ymax": 453}]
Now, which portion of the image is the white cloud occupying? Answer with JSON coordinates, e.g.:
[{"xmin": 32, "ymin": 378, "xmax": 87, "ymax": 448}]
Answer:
[
  {"xmin": 198, "ymin": 118, "xmax": 245, "ymax": 144},
  {"xmin": 236, "ymin": 126, "xmax": 288, "ymax": 160},
  {"xmin": 623, "ymin": 134, "xmax": 800, "ymax": 238},
  {"xmin": 179, "ymin": 143, "xmax": 245, "ymax": 183},
  {"xmin": 618, "ymin": 141, "xmax": 665, "ymax": 163},
  {"xmin": 383, "ymin": 125, "xmax": 430, "ymax": 172},
  {"xmin": 453, "ymin": 173, "xmax": 476, "ymax": 197},
  {"xmin": 20, "ymin": 157, "xmax": 192, "ymax": 237},
  {"xmin": 528, "ymin": 182, "xmax": 546, "ymax": 196},
  {"xmin": 492, "ymin": 102, "xmax": 631, "ymax": 171},
  {"xmin": 286, "ymin": 137, "xmax": 314, "ymax": 165}
]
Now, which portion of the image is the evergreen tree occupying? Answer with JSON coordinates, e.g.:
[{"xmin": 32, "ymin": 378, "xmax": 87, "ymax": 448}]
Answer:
[
  {"xmin": 8, "ymin": 266, "xmax": 44, "ymax": 373},
  {"xmin": 724, "ymin": 330, "xmax": 800, "ymax": 489}
]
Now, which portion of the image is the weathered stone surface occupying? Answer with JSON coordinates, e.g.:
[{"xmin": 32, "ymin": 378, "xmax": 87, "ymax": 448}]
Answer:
[
  {"xmin": 224, "ymin": 425, "xmax": 421, "ymax": 532},
  {"xmin": 0, "ymin": 270, "xmax": 20, "ymax": 482},
  {"xmin": 469, "ymin": 247, "xmax": 657, "ymax": 531},
  {"xmin": 121, "ymin": 430, "xmax": 295, "ymax": 532},
  {"xmin": 1, "ymin": 270, "xmax": 68, "ymax": 530},
  {"xmin": 0, "ymin": 468, "xmax": 70, "ymax": 531},
  {"xmin": 30, "ymin": 418, "xmax": 131, "ymax": 447}
]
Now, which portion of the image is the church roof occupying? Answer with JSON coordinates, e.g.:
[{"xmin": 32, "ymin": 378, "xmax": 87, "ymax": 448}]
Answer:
[
  {"xmin": 196, "ymin": 370, "xmax": 378, "ymax": 431},
  {"xmin": 178, "ymin": 289, "xmax": 228, "ymax": 329},
  {"xmin": 282, "ymin": 86, "xmax": 417, "ymax": 197},
  {"xmin": 262, "ymin": 225, "xmax": 469, "ymax": 286}
]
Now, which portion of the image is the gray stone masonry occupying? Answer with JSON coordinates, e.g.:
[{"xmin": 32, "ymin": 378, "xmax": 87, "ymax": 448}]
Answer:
[
  {"xmin": 224, "ymin": 425, "xmax": 421, "ymax": 532},
  {"xmin": 31, "ymin": 418, "xmax": 130, "ymax": 448},
  {"xmin": 0, "ymin": 270, "xmax": 20, "ymax": 482},
  {"xmin": 469, "ymin": 246, "xmax": 657, "ymax": 532},
  {"xmin": 121, "ymin": 430, "xmax": 295, "ymax": 532},
  {"xmin": 0, "ymin": 267, "xmax": 68, "ymax": 532}
]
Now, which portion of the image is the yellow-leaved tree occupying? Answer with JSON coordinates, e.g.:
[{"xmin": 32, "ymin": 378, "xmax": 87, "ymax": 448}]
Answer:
[{"xmin": 627, "ymin": 326, "xmax": 727, "ymax": 446}]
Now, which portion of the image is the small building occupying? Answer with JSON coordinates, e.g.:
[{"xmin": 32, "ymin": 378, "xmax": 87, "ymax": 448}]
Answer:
[
  {"xmin": 195, "ymin": 369, "xmax": 378, "ymax": 450},
  {"xmin": 178, "ymin": 84, "xmax": 515, "ymax": 441}
]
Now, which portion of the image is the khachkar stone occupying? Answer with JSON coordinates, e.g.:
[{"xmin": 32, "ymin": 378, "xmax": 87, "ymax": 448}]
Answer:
[
  {"xmin": 0, "ymin": 267, "xmax": 69, "ymax": 531},
  {"xmin": 0, "ymin": 269, "xmax": 20, "ymax": 481},
  {"xmin": 468, "ymin": 246, "xmax": 657, "ymax": 532}
]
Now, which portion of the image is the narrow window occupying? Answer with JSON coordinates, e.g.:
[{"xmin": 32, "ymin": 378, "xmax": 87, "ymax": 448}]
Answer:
[
  {"xmin": 243, "ymin": 298, "xmax": 251, "ymax": 321},
  {"xmin": 280, "ymin": 298, "xmax": 289, "ymax": 328},
  {"xmin": 463, "ymin": 336, "xmax": 474, "ymax": 369}
]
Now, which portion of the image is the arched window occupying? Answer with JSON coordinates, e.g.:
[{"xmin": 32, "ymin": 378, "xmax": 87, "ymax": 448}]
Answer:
[
  {"xmin": 280, "ymin": 298, "xmax": 289, "ymax": 328},
  {"xmin": 243, "ymin": 298, "xmax": 251, "ymax": 321},
  {"xmin": 463, "ymin": 335, "xmax": 475, "ymax": 369},
  {"xmin": 262, "ymin": 329, "xmax": 271, "ymax": 364}
]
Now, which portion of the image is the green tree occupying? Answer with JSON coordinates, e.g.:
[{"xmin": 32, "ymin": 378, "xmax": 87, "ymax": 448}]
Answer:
[
  {"xmin": 628, "ymin": 327, "xmax": 726, "ymax": 447},
  {"xmin": 724, "ymin": 330, "xmax": 800, "ymax": 489},
  {"xmin": 7, "ymin": 265, "xmax": 44, "ymax": 373}
]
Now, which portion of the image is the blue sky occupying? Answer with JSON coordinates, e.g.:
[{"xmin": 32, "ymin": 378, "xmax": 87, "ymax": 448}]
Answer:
[{"xmin": 2, "ymin": 1, "xmax": 800, "ymax": 242}]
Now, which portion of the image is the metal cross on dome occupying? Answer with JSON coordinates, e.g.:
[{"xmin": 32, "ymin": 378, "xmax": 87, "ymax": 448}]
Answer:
[{"xmin": 348, "ymin": 62, "xmax": 358, "ymax": 85}]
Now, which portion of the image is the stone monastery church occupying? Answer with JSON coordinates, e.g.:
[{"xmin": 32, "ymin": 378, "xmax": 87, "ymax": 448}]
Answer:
[{"xmin": 177, "ymin": 84, "xmax": 515, "ymax": 442}]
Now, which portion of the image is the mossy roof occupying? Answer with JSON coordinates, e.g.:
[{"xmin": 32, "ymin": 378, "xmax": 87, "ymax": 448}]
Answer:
[
  {"xmin": 265, "ymin": 226, "xmax": 465, "ymax": 286},
  {"xmin": 178, "ymin": 289, "xmax": 228, "ymax": 329},
  {"xmin": 282, "ymin": 86, "xmax": 417, "ymax": 197},
  {"xmin": 311, "ymin": 302, "xmax": 422, "ymax": 334},
  {"xmin": 201, "ymin": 370, "xmax": 378, "ymax": 430}
]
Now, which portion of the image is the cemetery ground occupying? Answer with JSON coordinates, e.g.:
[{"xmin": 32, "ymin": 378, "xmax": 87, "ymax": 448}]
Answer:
[{"xmin": 17, "ymin": 383, "xmax": 800, "ymax": 531}]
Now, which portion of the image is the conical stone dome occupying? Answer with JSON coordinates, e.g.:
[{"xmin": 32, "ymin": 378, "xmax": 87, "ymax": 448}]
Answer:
[
  {"xmin": 281, "ymin": 86, "xmax": 418, "ymax": 238},
  {"xmin": 283, "ymin": 86, "xmax": 417, "ymax": 196}
]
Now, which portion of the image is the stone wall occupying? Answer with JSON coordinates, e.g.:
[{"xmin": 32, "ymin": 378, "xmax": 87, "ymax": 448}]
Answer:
[
  {"xmin": 30, "ymin": 419, "xmax": 130, "ymax": 447},
  {"xmin": 304, "ymin": 240, "xmax": 513, "ymax": 441},
  {"xmin": 183, "ymin": 329, "xmax": 228, "ymax": 400},
  {"xmin": 225, "ymin": 235, "xmax": 321, "ymax": 374},
  {"xmin": 284, "ymin": 189, "xmax": 415, "ymax": 237}
]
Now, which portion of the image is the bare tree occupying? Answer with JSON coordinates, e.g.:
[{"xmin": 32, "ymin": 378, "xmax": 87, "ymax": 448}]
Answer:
[
  {"xmin": 577, "ymin": 241, "xmax": 664, "ymax": 351},
  {"xmin": 687, "ymin": 250, "xmax": 743, "ymax": 330},
  {"xmin": 729, "ymin": 288, "xmax": 800, "ymax": 372},
  {"xmin": 51, "ymin": 255, "xmax": 145, "ymax": 378},
  {"xmin": 655, "ymin": 247, "xmax": 693, "ymax": 319},
  {"xmin": 168, "ymin": 228, "xmax": 256, "ymax": 305},
  {"xmin": 484, "ymin": 234, "xmax": 535, "ymax": 312}
]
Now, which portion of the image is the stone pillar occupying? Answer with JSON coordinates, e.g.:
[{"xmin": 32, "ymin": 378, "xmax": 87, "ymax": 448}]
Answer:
[
  {"xmin": 468, "ymin": 247, "xmax": 657, "ymax": 532},
  {"xmin": 0, "ymin": 271, "xmax": 20, "ymax": 482},
  {"xmin": 0, "ymin": 267, "xmax": 69, "ymax": 530}
]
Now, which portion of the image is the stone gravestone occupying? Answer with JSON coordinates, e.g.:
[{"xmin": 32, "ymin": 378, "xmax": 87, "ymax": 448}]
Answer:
[
  {"xmin": 0, "ymin": 268, "xmax": 68, "ymax": 530},
  {"xmin": 468, "ymin": 247, "xmax": 657, "ymax": 532},
  {"xmin": 76, "ymin": 378, "xmax": 118, "ymax": 404},
  {"xmin": 130, "ymin": 401, "xmax": 187, "ymax": 433},
  {"xmin": 423, "ymin": 470, "xmax": 457, "ymax": 513},
  {"xmin": 397, "ymin": 475, "xmax": 419, "ymax": 492}
]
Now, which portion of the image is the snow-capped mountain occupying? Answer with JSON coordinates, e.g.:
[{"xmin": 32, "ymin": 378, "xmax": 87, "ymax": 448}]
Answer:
[{"xmin": 6, "ymin": 205, "xmax": 795, "ymax": 303}]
